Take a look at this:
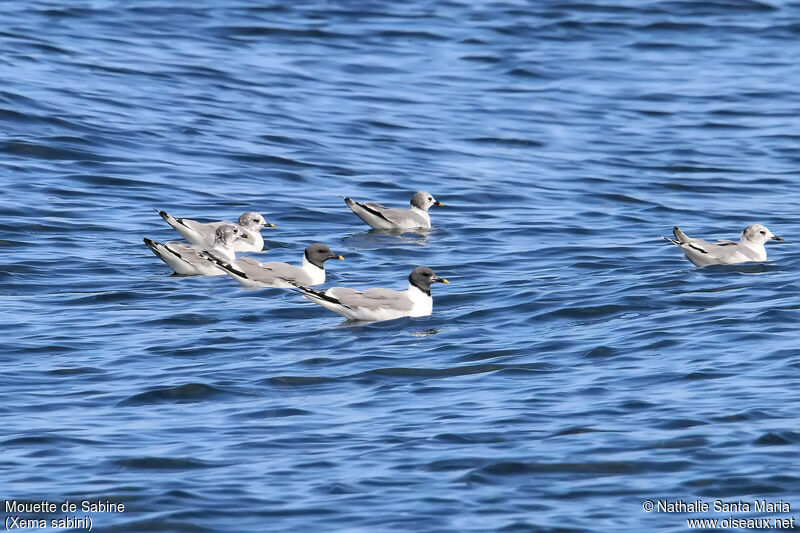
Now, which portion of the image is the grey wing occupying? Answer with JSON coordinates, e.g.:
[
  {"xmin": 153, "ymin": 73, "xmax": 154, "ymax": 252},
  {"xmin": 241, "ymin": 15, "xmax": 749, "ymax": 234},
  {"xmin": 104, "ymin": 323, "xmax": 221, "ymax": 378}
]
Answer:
[
  {"xmin": 363, "ymin": 202, "xmax": 389, "ymax": 210},
  {"xmin": 330, "ymin": 287, "xmax": 414, "ymax": 311},
  {"xmin": 232, "ymin": 257, "xmax": 268, "ymax": 278},
  {"xmin": 164, "ymin": 242, "xmax": 208, "ymax": 265},
  {"xmin": 679, "ymin": 237, "xmax": 715, "ymax": 255},
  {"xmin": 703, "ymin": 242, "xmax": 754, "ymax": 261},
  {"xmin": 237, "ymin": 258, "xmax": 308, "ymax": 285},
  {"xmin": 178, "ymin": 219, "xmax": 224, "ymax": 244},
  {"xmin": 373, "ymin": 207, "xmax": 426, "ymax": 227},
  {"xmin": 682, "ymin": 240, "xmax": 752, "ymax": 262},
  {"xmin": 206, "ymin": 220, "xmax": 235, "ymax": 229}
]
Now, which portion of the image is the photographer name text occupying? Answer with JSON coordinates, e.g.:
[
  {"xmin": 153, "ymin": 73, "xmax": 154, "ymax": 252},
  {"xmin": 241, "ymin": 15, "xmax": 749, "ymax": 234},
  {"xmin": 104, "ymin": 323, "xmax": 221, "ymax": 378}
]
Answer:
[{"xmin": 651, "ymin": 499, "xmax": 790, "ymax": 514}]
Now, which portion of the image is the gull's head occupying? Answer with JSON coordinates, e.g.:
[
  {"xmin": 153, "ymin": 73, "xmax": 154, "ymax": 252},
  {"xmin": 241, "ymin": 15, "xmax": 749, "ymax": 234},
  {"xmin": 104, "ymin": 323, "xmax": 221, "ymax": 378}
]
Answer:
[
  {"xmin": 742, "ymin": 224, "xmax": 784, "ymax": 245},
  {"xmin": 411, "ymin": 191, "xmax": 442, "ymax": 211},
  {"xmin": 409, "ymin": 266, "xmax": 450, "ymax": 293},
  {"xmin": 239, "ymin": 212, "xmax": 276, "ymax": 230},
  {"xmin": 304, "ymin": 243, "xmax": 343, "ymax": 269},
  {"xmin": 215, "ymin": 224, "xmax": 251, "ymax": 247}
]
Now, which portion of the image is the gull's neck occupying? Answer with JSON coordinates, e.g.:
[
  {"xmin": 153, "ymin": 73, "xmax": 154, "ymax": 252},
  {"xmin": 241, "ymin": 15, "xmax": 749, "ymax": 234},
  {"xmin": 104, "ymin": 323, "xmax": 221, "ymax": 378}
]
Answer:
[
  {"xmin": 407, "ymin": 282, "xmax": 431, "ymax": 298},
  {"xmin": 739, "ymin": 237, "xmax": 765, "ymax": 252},
  {"xmin": 302, "ymin": 254, "xmax": 326, "ymax": 285},
  {"xmin": 242, "ymin": 227, "xmax": 264, "ymax": 249},
  {"xmin": 407, "ymin": 283, "xmax": 433, "ymax": 317},
  {"xmin": 410, "ymin": 206, "xmax": 431, "ymax": 226},
  {"xmin": 739, "ymin": 238, "xmax": 768, "ymax": 260}
]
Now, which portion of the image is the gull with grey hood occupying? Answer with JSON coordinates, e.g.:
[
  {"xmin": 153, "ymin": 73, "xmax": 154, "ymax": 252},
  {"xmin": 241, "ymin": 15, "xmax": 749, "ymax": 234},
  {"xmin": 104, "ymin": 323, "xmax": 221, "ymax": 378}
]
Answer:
[
  {"xmin": 293, "ymin": 266, "xmax": 450, "ymax": 322},
  {"xmin": 203, "ymin": 243, "xmax": 343, "ymax": 288}
]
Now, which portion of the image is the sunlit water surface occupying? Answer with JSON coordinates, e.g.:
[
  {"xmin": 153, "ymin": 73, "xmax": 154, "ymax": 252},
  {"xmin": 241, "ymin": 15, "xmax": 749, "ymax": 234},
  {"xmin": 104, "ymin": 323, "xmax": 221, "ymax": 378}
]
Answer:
[{"xmin": 2, "ymin": 1, "xmax": 800, "ymax": 531}]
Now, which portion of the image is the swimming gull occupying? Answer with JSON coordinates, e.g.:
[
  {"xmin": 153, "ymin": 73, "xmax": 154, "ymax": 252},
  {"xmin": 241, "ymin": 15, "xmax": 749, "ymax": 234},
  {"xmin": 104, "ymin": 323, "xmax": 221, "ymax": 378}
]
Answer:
[
  {"xmin": 158, "ymin": 210, "xmax": 275, "ymax": 252},
  {"xmin": 662, "ymin": 224, "xmax": 784, "ymax": 267},
  {"xmin": 143, "ymin": 224, "xmax": 250, "ymax": 276},
  {"xmin": 344, "ymin": 191, "xmax": 442, "ymax": 230},
  {"xmin": 203, "ymin": 244, "xmax": 344, "ymax": 288},
  {"xmin": 293, "ymin": 266, "xmax": 449, "ymax": 322}
]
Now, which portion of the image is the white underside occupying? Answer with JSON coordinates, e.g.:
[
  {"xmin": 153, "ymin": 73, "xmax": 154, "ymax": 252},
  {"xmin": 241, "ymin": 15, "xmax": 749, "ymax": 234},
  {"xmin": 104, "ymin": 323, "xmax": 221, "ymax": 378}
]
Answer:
[
  {"xmin": 234, "ymin": 228, "xmax": 264, "ymax": 252},
  {"xmin": 410, "ymin": 207, "xmax": 432, "ymax": 229},
  {"xmin": 301, "ymin": 255, "xmax": 327, "ymax": 286}
]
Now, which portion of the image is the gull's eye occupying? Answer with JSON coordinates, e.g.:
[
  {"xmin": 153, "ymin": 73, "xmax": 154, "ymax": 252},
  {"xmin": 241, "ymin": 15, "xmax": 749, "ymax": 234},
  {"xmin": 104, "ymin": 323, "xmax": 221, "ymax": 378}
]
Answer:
[
  {"xmin": 760, "ymin": 231, "xmax": 766, "ymax": 235},
  {"xmin": 232, "ymin": 228, "xmax": 238, "ymax": 233},
  {"xmin": 428, "ymin": 197, "xmax": 432, "ymax": 201}
]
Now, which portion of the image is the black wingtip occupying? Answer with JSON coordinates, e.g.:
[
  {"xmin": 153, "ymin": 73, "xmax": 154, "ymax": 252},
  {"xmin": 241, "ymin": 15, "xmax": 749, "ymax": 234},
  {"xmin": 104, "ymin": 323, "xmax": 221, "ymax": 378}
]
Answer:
[
  {"xmin": 143, "ymin": 237, "xmax": 170, "ymax": 263},
  {"xmin": 687, "ymin": 243, "xmax": 708, "ymax": 254},
  {"xmin": 202, "ymin": 252, "xmax": 250, "ymax": 278},
  {"xmin": 344, "ymin": 197, "xmax": 391, "ymax": 224},
  {"xmin": 292, "ymin": 285, "xmax": 342, "ymax": 305},
  {"xmin": 357, "ymin": 202, "xmax": 392, "ymax": 223},
  {"xmin": 292, "ymin": 284, "xmax": 316, "ymax": 295},
  {"xmin": 289, "ymin": 285, "xmax": 316, "ymax": 299}
]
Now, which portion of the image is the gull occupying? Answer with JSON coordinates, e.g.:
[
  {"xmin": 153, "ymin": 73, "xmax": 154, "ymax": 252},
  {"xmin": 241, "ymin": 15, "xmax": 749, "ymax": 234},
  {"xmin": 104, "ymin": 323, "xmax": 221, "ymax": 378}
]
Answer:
[
  {"xmin": 344, "ymin": 191, "xmax": 443, "ymax": 230},
  {"xmin": 143, "ymin": 224, "xmax": 251, "ymax": 276},
  {"xmin": 158, "ymin": 210, "xmax": 275, "ymax": 252},
  {"xmin": 662, "ymin": 224, "xmax": 784, "ymax": 267},
  {"xmin": 202, "ymin": 244, "xmax": 344, "ymax": 288},
  {"xmin": 293, "ymin": 266, "xmax": 449, "ymax": 322}
]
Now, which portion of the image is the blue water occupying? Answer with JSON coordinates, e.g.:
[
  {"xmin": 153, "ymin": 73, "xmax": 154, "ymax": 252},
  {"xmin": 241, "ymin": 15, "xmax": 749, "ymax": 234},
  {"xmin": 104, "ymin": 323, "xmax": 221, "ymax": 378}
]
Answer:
[{"xmin": 3, "ymin": 1, "xmax": 800, "ymax": 531}]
